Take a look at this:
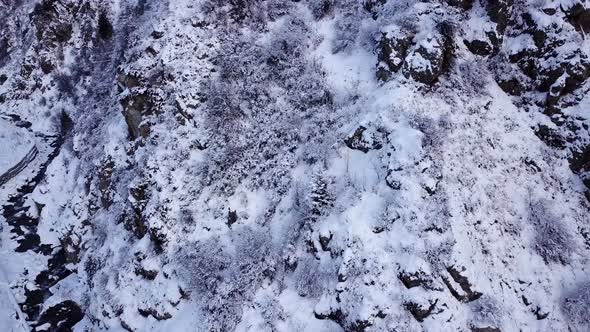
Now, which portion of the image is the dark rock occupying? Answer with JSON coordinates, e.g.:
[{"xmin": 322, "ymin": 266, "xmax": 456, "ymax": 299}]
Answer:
[
  {"xmin": 385, "ymin": 170, "xmax": 401, "ymax": 190},
  {"xmin": 146, "ymin": 46, "xmax": 158, "ymax": 57},
  {"xmin": 15, "ymin": 233, "xmax": 41, "ymax": 252},
  {"xmin": 121, "ymin": 93, "xmax": 153, "ymax": 140},
  {"xmin": 135, "ymin": 266, "xmax": 158, "ymax": 280},
  {"xmin": 151, "ymin": 30, "xmax": 164, "ymax": 39},
  {"xmin": 344, "ymin": 126, "xmax": 384, "ymax": 153},
  {"xmin": 376, "ymin": 28, "xmax": 413, "ymax": 81},
  {"xmin": 464, "ymin": 31, "xmax": 500, "ymax": 56},
  {"xmin": 496, "ymin": 76, "xmax": 524, "ymax": 96},
  {"xmin": 536, "ymin": 66, "xmax": 564, "ymax": 93},
  {"xmin": 563, "ymin": 56, "xmax": 590, "ymax": 95},
  {"xmin": 403, "ymin": 38, "xmax": 445, "ymax": 84},
  {"xmin": 22, "ymin": 287, "xmax": 45, "ymax": 320},
  {"xmin": 464, "ymin": 39, "xmax": 493, "ymax": 56},
  {"xmin": 319, "ymin": 232, "xmax": 333, "ymax": 251},
  {"xmin": 98, "ymin": 157, "xmax": 115, "ymax": 208},
  {"xmin": 1, "ymin": 125, "xmax": 71, "ymax": 323},
  {"xmin": 372, "ymin": 226, "xmax": 385, "ymax": 234},
  {"xmin": 442, "ymin": 266, "xmax": 482, "ymax": 303},
  {"xmin": 191, "ymin": 20, "xmax": 208, "ymax": 28},
  {"xmin": 39, "ymin": 59, "xmax": 54, "ymax": 74},
  {"xmin": 524, "ymin": 158, "xmax": 541, "ymax": 173},
  {"xmin": 533, "ymin": 306, "xmax": 549, "ymax": 320},
  {"xmin": 30, "ymin": 1, "xmax": 59, "ymax": 41},
  {"xmin": 120, "ymin": 319, "xmax": 134, "ymax": 332},
  {"xmin": 424, "ymin": 182, "xmax": 438, "ymax": 195},
  {"xmin": 534, "ymin": 125, "xmax": 567, "ymax": 150},
  {"xmin": 227, "ymin": 209, "xmax": 238, "ymax": 227},
  {"xmin": 315, "ymin": 306, "xmax": 373, "ymax": 332},
  {"xmin": 138, "ymin": 307, "xmax": 172, "ymax": 321},
  {"xmin": 53, "ymin": 22, "xmax": 73, "ymax": 43},
  {"xmin": 348, "ymin": 319, "xmax": 372, "ymax": 332},
  {"xmin": 314, "ymin": 307, "xmax": 345, "ymax": 324},
  {"xmin": 122, "ymin": 208, "xmax": 148, "ymax": 239},
  {"xmin": 148, "ymin": 227, "xmax": 168, "ymax": 253},
  {"xmin": 570, "ymin": 145, "xmax": 590, "ymax": 201},
  {"xmin": 0, "ymin": 37, "xmax": 9, "ymax": 66},
  {"xmin": 562, "ymin": 2, "xmax": 590, "ymax": 33},
  {"xmin": 117, "ymin": 72, "xmax": 142, "ymax": 90},
  {"xmin": 129, "ymin": 180, "xmax": 149, "ymax": 204},
  {"xmin": 544, "ymin": 55, "xmax": 590, "ymax": 110},
  {"xmin": 34, "ymin": 300, "xmax": 84, "ymax": 332},
  {"xmin": 0, "ymin": 74, "xmax": 7, "ymax": 85},
  {"xmin": 98, "ymin": 12, "xmax": 113, "ymax": 40},
  {"xmin": 404, "ymin": 299, "xmax": 438, "ymax": 322},
  {"xmin": 482, "ymin": 0, "xmax": 513, "ymax": 32},
  {"xmin": 398, "ymin": 270, "xmax": 437, "ymax": 290},
  {"xmin": 403, "ymin": 24, "xmax": 453, "ymax": 85},
  {"xmin": 446, "ymin": 0, "xmax": 474, "ymax": 10},
  {"xmin": 472, "ymin": 327, "xmax": 502, "ymax": 332},
  {"xmin": 127, "ymin": 180, "xmax": 150, "ymax": 238}
]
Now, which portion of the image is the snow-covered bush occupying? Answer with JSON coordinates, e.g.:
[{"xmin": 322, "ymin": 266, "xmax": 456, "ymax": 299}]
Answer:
[
  {"xmin": 469, "ymin": 296, "xmax": 504, "ymax": 329},
  {"xmin": 175, "ymin": 227, "xmax": 274, "ymax": 330},
  {"xmin": 529, "ymin": 200, "xmax": 572, "ymax": 264},
  {"xmin": 455, "ymin": 59, "xmax": 490, "ymax": 95},
  {"xmin": 201, "ymin": 12, "xmax": 334, "ymax": 195},
  {"xmin": 331, "ymin": 4, "xmax": 364, "ymax": 53},
  {"xmin": 308, "ymin": 0, "xmax": 334, "ymax": 19},
  {"xmin": 562, "ymin": 281, "xmax": 590, "ymax": 328},
  {"xmin": 176, "ymin": 237, "xmax": 231, "ymax": 296},
  {"xmin": 293, "ymin": 255, "xmax": 338, "ymax": 297}
]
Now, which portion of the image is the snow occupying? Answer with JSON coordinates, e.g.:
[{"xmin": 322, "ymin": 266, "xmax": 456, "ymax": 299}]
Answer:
[{"xmin": 0, "ymin": 279, "xmax": 28, "ymax": 332}]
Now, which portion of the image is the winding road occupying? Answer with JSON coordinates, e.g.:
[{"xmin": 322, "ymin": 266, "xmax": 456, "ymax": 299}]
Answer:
[{"xmin": 0, "ymin": 145, "xmax": 38, "ymax": 187}]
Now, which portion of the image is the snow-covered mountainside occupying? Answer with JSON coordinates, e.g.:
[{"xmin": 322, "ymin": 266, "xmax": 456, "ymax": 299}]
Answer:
[{"xmin": 0, "ymin": 0, "xmax": 589, "ymax": 331}]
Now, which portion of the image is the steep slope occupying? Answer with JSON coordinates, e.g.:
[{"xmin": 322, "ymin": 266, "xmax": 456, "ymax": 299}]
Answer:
[{"xmin": 0, "ymin": 0, "xmax": 589, "ymax": 331}]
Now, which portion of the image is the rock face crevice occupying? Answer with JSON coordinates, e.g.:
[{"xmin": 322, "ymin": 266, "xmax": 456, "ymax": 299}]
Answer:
[{"xmin": 1, "ymin": 115, "xmax": 79, "ymax": 329}]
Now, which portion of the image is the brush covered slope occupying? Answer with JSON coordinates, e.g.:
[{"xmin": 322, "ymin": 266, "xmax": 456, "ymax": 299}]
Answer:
[{"xmin": 0, "ymin": 0, "xmax": 590, "ymax": 331}]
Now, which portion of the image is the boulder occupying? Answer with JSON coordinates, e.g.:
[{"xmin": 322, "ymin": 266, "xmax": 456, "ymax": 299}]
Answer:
[
  {"xmin": 98, "ymin": 157, "xmax": 115, "ymax": 208},
  {"xmin": 404, "ymin": 299, "xmax": 438, "ymax": 322},
  {"xmin": 376, "ymin": 26, "xmax": 413, "ymax": 81},
  {"xmin": 403, "ymin": 35, "xmax": 447, "ymax": 85},
  {"xmin": 464, "ymin": 31, "xmax": 500, "ymax": 56},
  {"xmin": 98, "ymin": 12, "xmax": 113, "ymax": 40},
  {"xmin": 442, "ymin": 266, "xmax": 482, "ymax": 303},
  {"xmin": 562, "ymin": 2, "xmax": 590, "ymax": 33},
  {"xmin": 398, "ymin": 270, "xmax": 438, "ymax": 290},
  {"xmin": 34, "ymin": 301, "xmax": 83, "ymax": 332},
  {"xmin": 496, "ymin": 76, "xmax": 524, "ymax": 96},
  {"xmin": 472, "ymin": 327, "xmax": 502, "ymax": 332},
  {"xmin": 344, "ymin": 125, "xmax": 385, "ymax": 153},
  {"xmin": 482, "ymin": 0, "xmax": 513, "ymax": 33},
  {"xmin": 121, "ymin": 93, "xmax": 152, "ymax": 140},
  {"xmin": 446, "ymin": 0, "xmax": 474, "ymax": 10}
]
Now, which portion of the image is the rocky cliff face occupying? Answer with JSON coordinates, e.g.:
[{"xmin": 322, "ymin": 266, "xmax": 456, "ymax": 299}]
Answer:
[{"xmin": 1, "ymin": 0, "xmax": 589, "ymax": 331}]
